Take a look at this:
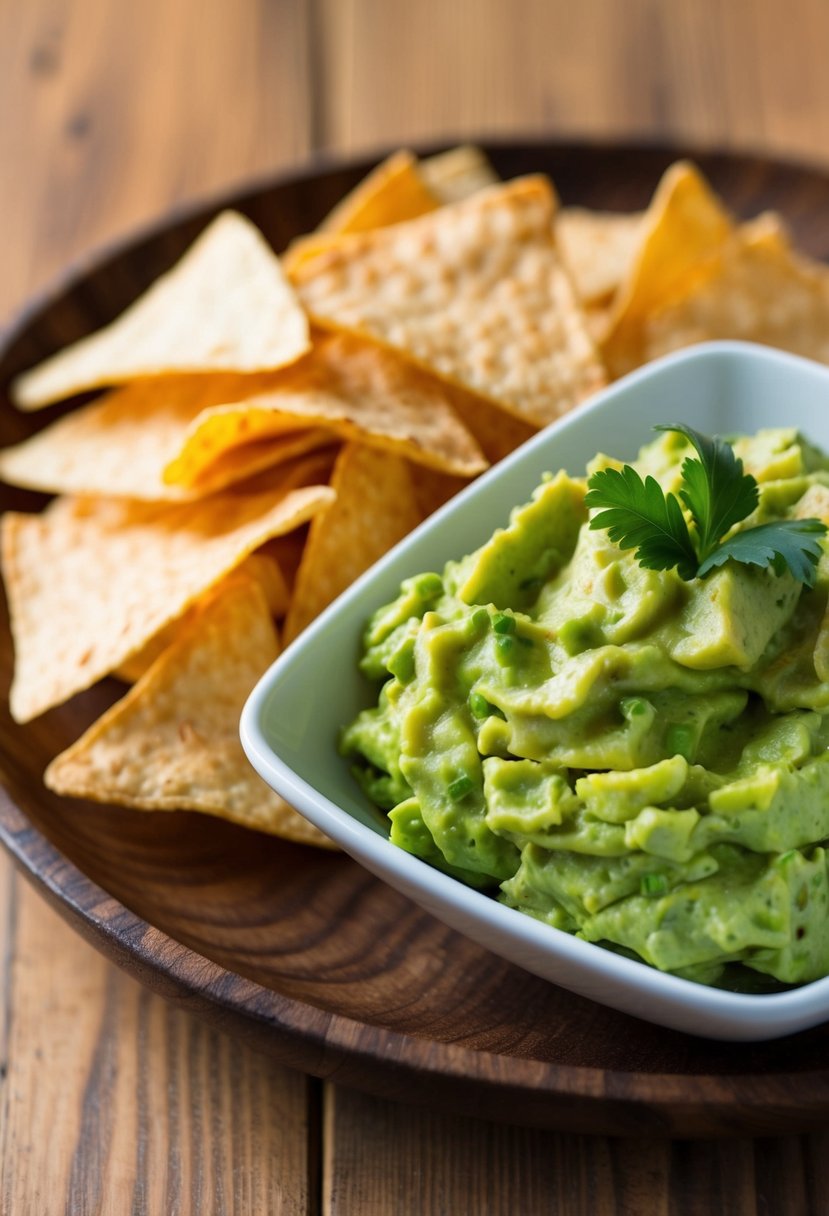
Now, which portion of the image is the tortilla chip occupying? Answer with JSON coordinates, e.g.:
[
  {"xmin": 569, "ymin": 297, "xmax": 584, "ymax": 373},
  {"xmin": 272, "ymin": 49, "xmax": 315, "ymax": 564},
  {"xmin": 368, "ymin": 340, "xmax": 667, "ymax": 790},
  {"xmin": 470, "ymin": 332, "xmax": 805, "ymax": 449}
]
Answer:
[
  {"xmin": 291, "ymin": 177, "xmax": 607, "ymax": 426},
  {"xmin": 418, "ymin": 145, "xmax": 499, "ymax": 203},
  {"xmin": 0, "ymin": 378, "xmax": 333, "ymax": 500},
  {"xmin": 408, "ymin": 465, "xmax": 471, "ymax": 518},
  {"xmin": 44, "ymin": 573, "xmax": 334, "ymax": 848},
  {"xmin": 162, "ymin": 329, "xmax": 487, "ymax": 485},
  {"xmin": 3, "ymin": 470, "xmax": 334, "ymax": 722},
  {"xmin": 642, "ymin": 213, "xmax": 829, "ymax": 365},
  {"xmin": 556, "ymin": 207, "xmax": 644, "ymax": 306},
  {"xmin": 115, "ymin": 553, "xmax": 288, "ymax": 683},
  {"xmin": 318, "ymin": 149, "xmax": 440, "ymax": 235},
  {"xmin": 283, "ymin": 444, "xmax": 422, "ymax": 643},
  {"xmin": 600, "ymin": 162, "xmax": 733, "ymax": 376},
  {"xmin": 12, "ymin": 211, "xmax": 311, "ymax": 410}
]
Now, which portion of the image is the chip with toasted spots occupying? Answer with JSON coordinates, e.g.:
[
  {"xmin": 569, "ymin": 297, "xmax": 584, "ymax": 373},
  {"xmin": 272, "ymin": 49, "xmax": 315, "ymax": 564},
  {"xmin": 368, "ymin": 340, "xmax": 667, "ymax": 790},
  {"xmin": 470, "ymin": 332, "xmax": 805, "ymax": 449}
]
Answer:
[
  {"xmin": 284, "ymin": 443, "xmax": 422, "ymax": 643},
  {"xmin": 0, "ymin": 380, "xmax": 334, "ymax": 500},
  {"xmin": 2, "ymin": 467, "xmax": 334, "ymax": 722},
  {"xmin": 557, "ymin": 207, "xmax": 644, "ymax": 307},
  {"xmin": 44, "ymin": 573, "xmax": 335, "ymax": 848},
  {"xmin": 12, "ymin": 211, "xmax": 311, "ymax": 410},
  {"xmin": 600, "ymin": 162, "xmax": 733, "ymax": 375},
  {"xmin": 162, "ymin": 329, "xmax": 488, "ymax": 485},
  {"xmin": 290, "ymin": 176, "xmax": 606, "ymax": 426},
  {"xmin": 641, "ymin": 213, "xmax": 829, "ymax": 366},
  {"xmin": 115, "ymin": 553, "xmax": 288, "ymax": 683}
]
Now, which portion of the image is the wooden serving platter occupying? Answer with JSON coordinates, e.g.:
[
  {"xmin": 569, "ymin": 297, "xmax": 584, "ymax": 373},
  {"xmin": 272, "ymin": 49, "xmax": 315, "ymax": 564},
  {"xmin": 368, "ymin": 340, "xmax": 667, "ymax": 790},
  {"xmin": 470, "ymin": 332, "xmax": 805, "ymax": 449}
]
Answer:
[{"xmin": 3, "ymin": 142, "xmax": 829, "ymax": 1139}]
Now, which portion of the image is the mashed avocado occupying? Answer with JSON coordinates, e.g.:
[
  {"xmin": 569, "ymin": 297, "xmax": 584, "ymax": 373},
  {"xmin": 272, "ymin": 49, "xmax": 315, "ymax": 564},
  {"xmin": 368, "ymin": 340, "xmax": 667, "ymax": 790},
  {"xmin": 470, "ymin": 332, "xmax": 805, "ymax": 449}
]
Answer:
[{"xmin": 342, "ymin": 427, "xmax": 829, "ymax": 987}]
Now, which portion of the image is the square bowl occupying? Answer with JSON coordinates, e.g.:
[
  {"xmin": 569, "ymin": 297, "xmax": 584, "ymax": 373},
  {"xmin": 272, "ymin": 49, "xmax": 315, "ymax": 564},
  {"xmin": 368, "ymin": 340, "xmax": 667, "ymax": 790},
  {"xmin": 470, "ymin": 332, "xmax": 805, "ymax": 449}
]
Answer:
[{"xmin": 241, "ymin": 341, "xmax": 829, "ymax": 1041}]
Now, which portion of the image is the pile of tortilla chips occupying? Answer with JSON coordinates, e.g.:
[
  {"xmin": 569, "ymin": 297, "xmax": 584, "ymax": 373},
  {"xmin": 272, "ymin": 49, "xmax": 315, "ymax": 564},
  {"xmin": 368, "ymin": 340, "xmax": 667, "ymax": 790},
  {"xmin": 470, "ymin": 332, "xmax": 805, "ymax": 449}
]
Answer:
[{"xmin": 4, "ymin": 145, "xmax": 829, "ymax": 848}]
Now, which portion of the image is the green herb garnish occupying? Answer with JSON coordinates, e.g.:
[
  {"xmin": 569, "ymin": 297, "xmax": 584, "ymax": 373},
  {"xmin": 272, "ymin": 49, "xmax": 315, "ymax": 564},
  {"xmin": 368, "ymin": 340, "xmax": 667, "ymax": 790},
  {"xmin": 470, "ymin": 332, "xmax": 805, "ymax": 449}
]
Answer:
[{"xmin": 585, "ymin": 424, "xmax": 827, "ymax": 586}]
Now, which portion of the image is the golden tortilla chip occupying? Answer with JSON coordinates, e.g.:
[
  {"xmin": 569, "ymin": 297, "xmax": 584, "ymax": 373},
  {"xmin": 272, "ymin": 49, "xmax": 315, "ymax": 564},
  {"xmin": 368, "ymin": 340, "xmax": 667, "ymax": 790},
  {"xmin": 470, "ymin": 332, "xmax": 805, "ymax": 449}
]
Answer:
[
  {"xmin": 556, "ymin": 207, "xmax": 644, "ymax": 306},
  {"xmin": 600, "ymin": 162, "xmax": 733, "ymax": 376},
  {"xmin": 2, "ymin": 469, "xmax": 334, "ymax": 722},
  {"xmin": 283, "ymin": 150, "xmax": 440, "ymax": 273},
  {"xmin": 641, "ymin": 213, "xmax": 829, "ymax": 365},
  {"xmin": 162, "ymin": 329, "xmax": 487, "ymax": 485},
  {"xmin": 44, "ymin": 573, "xmax": 334, "ymax": 848},
  {"xmin": 283, "ymin": 444, "xmax": 422, "ymax": 643},
  {"xmin": 418, "ymin": 145, "xmax": 499, "ymax": 203},
  {"xmin": 0, "ymin": 378, "xmax": 333, "ymax": 500},
  {"xmin": 115, "ymin": 553, "xmax": 287, "ymax": 683},
  {"xmin": 1, "ymin": 329, "xmax": 483, "ymax": 497},
  {"xmin": 12, "ymin": 211, "xmax": 311, "ymax": 410},
  {"xmin": 318, "ymin": 149, "xmax": 440, "ymax": 235},
  {"xmin": 291, "ymin": 177, "xmax": 607, "ymax": 426}
]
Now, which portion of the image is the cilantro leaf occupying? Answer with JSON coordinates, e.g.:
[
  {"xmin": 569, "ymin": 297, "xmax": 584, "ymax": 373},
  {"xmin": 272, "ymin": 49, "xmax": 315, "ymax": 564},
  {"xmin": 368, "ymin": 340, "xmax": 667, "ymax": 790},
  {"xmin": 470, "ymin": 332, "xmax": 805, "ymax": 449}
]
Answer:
[
  {"xmin": 585, "ymin": 464, "xmax": 698, "ymax": 580},
  {"xmin": 587, "ymin": 425, "xmax": 827, "ymax": 586},
  {"xmin": 656, "ymin": 423, "xmax": 759, "ymax": 558},
  {"xmin": 696, "ymin": 519, "xmax": 827, "ymax": 586}
]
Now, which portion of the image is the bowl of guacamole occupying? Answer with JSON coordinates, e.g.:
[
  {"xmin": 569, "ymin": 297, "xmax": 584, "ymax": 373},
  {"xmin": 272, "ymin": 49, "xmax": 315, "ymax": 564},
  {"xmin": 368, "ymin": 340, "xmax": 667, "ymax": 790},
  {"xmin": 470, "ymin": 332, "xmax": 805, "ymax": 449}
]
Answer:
[{"xmin": 242, "ymin": 342, "xmax": 829, "ymax": 1038}]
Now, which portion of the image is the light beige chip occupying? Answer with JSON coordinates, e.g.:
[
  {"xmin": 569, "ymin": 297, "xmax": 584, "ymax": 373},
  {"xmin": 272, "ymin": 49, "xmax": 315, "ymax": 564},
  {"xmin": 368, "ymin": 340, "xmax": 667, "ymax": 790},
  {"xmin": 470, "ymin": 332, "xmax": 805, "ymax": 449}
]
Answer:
[
  {"xmin": 0, "ymin": 329, "xmax": 484, "ymax": 497},
  {"xmin": 44, "ymin": 573, "xmax": 335, "ymax": 848},
  {"xmin": 418, "ymin": 145, "xmax": 499, "ymax": 203},
  {"xmin": 600, "ymin": 162, "xmax": 733, "ymax": 376},
  {"xmin": 116, "ymin": 553, "xmax": 288, "ymax": 683},
  {"xmin": 163, "ymin": 329, "xmax": 488, "ymax": 484},
  {"xmin": 284, "ymin": 444, "xmax": 422, "ymax": 642},
  {"xmin": 556, "ymin": 207, "xmax": 644, "ymax": 306},
  {"xmin": 12, "ymin": 211, "xmax": 311, "ymax": 410},
  {"xmin": 0, "ymin": 377, "xmax": 333, "ymax": 500},
  {"xmin": 642, "ymin": 212, "xmax": 829, "ymax": 365},
  {"xmin": 2, "ymin": 470, "xmax": 334, "ymax": 722},
  {"xmin": 291, "ymin": 177, "xmax": 607, "ymax": 426}
]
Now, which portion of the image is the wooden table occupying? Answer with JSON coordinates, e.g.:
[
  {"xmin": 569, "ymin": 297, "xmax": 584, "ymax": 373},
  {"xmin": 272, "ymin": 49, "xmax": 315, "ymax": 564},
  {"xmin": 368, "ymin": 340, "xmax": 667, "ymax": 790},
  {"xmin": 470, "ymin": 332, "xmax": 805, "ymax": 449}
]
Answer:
[{"xmin": 3, "ymin": 2, "xmax": 829, "ymax": 1210}]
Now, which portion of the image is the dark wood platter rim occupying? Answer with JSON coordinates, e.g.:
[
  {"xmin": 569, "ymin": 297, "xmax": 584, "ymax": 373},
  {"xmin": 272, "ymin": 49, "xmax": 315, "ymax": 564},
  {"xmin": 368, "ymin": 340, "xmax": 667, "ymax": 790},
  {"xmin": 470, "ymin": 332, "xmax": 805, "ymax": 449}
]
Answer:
[{"xmin": 3, "ymin": 140, "xmax": 829, "ymax": 1139}]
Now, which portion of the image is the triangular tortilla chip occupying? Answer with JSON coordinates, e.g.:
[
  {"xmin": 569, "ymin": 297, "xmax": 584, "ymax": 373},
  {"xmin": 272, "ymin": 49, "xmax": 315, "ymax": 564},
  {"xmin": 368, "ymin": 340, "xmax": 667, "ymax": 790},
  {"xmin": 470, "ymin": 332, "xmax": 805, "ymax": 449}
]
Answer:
[
  {"xmin": 284, "ymin": 444, "xmax": 422, "ymax": 643},
  {"xmin": 600, "ymin": 162, "xmax": 733, "ymax": 376},
  {"xmin": 283, "ymin": 150, "xmax": 441, "ymax": 273},
  {"xmin": 115, "ymin": 552, "xmax": 288, "ymax": 683},
  {"xmin": 163, "ymin": 330, "xmax": 488, "ymax": 485},
  {"xmin": 0, "ymin": 381, "xmax": 333, "ymax": 500},
  {"xmin": 642, "ymin": 212, "xmax": 829, "ymax": 365},
  {"xmin": 0, "ymin": 330, "xmax": 485, "ymax": 498},
  {"xmin": 318, "ymin": 149, "xmax": 440, "ymax": 235},
  {"xmin": 556, "ymin": 207, "xmax": 644, "ymax": 306},
  {"xmin": 290, "ymin": 177, "xmax": 607, "ymax": 426},
  {"xmin": 2, "ymin": 468, "xmax": 334, "ymax": 721},
  {"xmin": 418, "ymin": 145, "xmax": 499, "ymax": 203},
  {"xmin": 44, "ymin": 573, "xmax": 334, "ymax": 848},
  {"xmin": 12, "ymin": 211, "xmax": 311, "ymax": 409}
]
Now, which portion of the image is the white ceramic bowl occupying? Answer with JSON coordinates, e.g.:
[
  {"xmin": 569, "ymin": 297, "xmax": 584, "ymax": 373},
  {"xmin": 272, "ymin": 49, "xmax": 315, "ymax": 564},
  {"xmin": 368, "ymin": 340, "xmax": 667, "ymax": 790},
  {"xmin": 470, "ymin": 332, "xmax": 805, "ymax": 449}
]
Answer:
[{"xmin": 241, "ymin": 341, "xmax": 829, "ymax": 1041}]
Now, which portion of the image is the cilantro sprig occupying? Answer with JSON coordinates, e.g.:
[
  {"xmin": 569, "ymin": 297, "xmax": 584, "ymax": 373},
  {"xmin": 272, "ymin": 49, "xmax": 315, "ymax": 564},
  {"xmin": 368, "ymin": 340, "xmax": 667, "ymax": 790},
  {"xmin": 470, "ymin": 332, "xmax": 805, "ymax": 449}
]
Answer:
[{"xmin": 584, "ymin": 424, "xmax": 827, "ymax": 587}]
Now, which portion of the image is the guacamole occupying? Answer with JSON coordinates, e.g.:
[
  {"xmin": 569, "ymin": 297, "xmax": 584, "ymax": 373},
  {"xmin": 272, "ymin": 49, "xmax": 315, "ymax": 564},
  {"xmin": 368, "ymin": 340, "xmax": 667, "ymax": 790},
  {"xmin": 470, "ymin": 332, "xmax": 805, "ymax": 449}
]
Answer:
[{"xmin": 341, "ymin": 427, "xmax": 829, "ymax": 987}]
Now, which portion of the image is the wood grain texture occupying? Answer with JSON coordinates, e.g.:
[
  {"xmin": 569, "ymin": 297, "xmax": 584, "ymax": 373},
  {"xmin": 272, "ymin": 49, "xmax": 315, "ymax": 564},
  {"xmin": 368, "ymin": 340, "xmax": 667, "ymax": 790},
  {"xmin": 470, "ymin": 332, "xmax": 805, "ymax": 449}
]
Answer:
[
  {"xmin": 0, "ymin": 1, "xmax": 318, "ymax": 1212},
  {"xmin": 5, "ymin": 0, "xmax": 829, "ymax": 1211},
  {"xmin": 5, "ymin": 146, "xmax": 829, "ymax": 1155},
  {"xmin": 325, "ymin": 1089, "xmax": 829, "ymax": 1214},
  {"xmin": 314, "ymin": 0, "xmax": 829, "ymax": 164}
]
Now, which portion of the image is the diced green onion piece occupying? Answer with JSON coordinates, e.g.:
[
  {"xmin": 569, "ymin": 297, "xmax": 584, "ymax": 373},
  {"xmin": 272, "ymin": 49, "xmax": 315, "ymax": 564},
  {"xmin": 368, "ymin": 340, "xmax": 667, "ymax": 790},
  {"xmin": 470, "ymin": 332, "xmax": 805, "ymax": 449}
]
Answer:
[
  {"xmin": 492, "ymin": 612, "xmax": 516, "ymax": 635},
  {"xmin": 621, "ymin": 696, "xmax": 649, "ymax": 720},
  {"xmin": 469, "ymin": 692, "xmax": 490, "ymax": 718},
  {"xmin": 666, "ymin": 723, "xmax": 696, "ymax": 761},
  {"xmin": 495, "ymin": 634, "xmax": 515, "ymax": 660},
  {"xmin": 640, "ymin": 872, "xmax": 668, "ymax": 897},
  {"xmin": 448, "ymin": 774, "xmax": 474, "ymax": 801}
]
